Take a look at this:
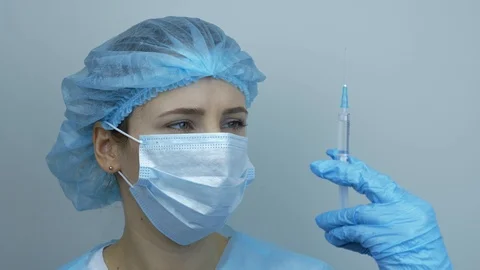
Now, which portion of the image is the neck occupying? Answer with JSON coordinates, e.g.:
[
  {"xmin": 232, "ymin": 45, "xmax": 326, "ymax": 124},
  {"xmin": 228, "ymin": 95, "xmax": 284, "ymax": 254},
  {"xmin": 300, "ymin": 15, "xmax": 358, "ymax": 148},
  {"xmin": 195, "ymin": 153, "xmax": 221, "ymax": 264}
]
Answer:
[
  {"xmin": 104, "ymin": 184, "xmax": 228, "ymax": 270},
  {"xmin": 116, "ymin": 227, "xmax": 224, "ymax": 270}
]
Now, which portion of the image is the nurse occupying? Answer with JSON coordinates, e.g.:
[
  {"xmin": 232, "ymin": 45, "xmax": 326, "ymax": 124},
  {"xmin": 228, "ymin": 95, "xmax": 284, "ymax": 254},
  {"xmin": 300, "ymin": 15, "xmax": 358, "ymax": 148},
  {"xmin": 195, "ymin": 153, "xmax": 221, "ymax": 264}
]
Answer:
[{"xmin": 46, "ymin": 16, "xmax": 452, "ymax": 269}]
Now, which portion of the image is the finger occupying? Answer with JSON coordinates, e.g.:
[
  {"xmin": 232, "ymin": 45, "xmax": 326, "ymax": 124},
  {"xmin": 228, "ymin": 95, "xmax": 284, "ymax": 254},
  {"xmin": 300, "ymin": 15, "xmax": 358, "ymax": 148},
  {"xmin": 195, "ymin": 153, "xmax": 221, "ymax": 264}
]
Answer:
[
  {"xmin": 337, "ymin": 243, "xmax": 371, "ymax": 256},
  {"xmin": 310, "ymin": 159, "xmax": 405, "ymax": 203},
  {"xmin": 315, "ymin": 204, "xmax": 376, "ymax": 232},
  {"xmin": 325, "ymin": 225, "xmax": 369, "ymax": 249},
  {"xmin": 326, "ymin": 149, "xmax": 339, "ymax": 160}
]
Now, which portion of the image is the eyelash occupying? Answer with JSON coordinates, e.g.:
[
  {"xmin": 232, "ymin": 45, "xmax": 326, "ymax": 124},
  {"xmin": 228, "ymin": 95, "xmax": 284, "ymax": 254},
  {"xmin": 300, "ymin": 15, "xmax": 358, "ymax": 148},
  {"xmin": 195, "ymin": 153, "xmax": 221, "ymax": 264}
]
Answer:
[
  {"xmin": 167, "ymin": 119, "xmax": 247, "ymax": 132},
  {"xmin": 223, "ymin": 119, "xmax": 247, "ymax": 130},
  {"xmin": 168, "ymin": 121, "xmax": 194, "ymax": 132}
]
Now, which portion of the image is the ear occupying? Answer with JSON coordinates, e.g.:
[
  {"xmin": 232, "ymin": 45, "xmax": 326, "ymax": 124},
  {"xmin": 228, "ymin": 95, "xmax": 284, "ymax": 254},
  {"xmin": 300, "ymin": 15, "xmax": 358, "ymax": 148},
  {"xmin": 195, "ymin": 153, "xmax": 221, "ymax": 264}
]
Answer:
[{"xmin": 93, "ymin": 122, "xmax": 122, "ymax": 173}]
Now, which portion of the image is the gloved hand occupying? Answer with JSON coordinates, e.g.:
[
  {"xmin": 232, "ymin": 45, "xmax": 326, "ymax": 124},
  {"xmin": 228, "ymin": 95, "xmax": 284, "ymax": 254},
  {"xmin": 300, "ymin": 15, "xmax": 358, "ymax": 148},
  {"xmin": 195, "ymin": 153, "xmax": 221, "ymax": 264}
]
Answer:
[{"xmin": 310, "ymin": 149, "xmax": 452, "ymax": 270}]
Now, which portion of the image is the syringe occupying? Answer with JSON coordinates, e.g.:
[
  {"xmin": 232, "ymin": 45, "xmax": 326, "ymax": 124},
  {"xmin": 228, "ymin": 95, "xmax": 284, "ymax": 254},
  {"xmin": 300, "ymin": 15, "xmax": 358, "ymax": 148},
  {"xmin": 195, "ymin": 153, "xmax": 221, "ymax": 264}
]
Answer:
[{"xmin": 338, "ymin": 83, "xmax": 350, "ymax": 208}]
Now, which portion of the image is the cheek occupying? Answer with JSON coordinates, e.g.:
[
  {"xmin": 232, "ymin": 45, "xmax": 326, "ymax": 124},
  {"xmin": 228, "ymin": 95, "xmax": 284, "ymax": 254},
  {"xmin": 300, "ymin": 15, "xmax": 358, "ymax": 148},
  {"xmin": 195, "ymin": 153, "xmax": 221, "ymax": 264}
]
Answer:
[
  {"xmin": 237, "ymin": 129, "xmax": 247, "ymax": 137},
  {"xmin": 119, "ymin": 142, "xmax": 140, "ymax": 183}
]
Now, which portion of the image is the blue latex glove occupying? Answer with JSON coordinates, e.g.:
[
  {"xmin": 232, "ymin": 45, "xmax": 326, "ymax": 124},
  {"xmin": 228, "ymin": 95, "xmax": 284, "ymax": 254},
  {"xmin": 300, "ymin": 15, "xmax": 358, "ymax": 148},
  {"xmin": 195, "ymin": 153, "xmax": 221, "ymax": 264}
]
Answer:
[{"xmin": 310, "ymin": 149, "xmax": 452, "ymax": 269}]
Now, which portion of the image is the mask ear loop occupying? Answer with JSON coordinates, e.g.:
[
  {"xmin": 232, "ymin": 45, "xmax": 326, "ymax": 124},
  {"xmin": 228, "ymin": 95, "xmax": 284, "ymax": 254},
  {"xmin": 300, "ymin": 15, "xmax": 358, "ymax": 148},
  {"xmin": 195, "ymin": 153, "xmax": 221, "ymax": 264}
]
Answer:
[
  {"xmin": 103, "ymin": 121, "xmax": 143, "ymax": 144},
  {"xmin": 103, "ymin": 121, "xmax": 141, "ymax": 188},
  {"xmin": 117, "ymin": 171, "xmax": 134, "ymax": 188}
]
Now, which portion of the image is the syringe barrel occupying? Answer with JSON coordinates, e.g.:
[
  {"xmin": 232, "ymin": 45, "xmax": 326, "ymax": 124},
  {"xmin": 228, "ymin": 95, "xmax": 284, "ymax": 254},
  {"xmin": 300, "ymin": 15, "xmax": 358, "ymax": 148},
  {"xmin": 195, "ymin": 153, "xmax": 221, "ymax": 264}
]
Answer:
[
  {"xmin": 337, "ymin": 110, "xmax": 350, "ymax": 159},
  {"xmin": 338, "ymin": 110, "xmax": 350, "ymax": 208}
]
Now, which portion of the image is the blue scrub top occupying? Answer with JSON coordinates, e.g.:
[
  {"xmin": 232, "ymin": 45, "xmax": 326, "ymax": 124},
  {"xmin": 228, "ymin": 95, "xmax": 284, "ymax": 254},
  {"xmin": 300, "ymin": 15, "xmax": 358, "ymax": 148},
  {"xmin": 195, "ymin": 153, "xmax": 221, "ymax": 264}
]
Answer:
[{"xmin": 59, "ymin": 226, "xmax": 333, "ymax": 270}]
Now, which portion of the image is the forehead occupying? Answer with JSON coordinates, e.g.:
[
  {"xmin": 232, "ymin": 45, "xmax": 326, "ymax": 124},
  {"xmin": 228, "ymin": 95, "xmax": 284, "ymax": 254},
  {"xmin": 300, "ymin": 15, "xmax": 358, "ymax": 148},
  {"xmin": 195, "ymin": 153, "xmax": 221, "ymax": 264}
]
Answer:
[{"xmin": 141, "ymin": 78, "xmax": 246, "ymax": 113}]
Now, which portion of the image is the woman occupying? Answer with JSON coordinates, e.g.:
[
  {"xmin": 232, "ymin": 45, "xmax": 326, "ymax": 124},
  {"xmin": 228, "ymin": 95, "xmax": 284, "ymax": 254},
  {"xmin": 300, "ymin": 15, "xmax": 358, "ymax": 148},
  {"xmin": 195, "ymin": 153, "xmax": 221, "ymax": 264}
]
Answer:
[{"xmin": 46, "ymin": 16, "xmax": 452, "ymax": 269}]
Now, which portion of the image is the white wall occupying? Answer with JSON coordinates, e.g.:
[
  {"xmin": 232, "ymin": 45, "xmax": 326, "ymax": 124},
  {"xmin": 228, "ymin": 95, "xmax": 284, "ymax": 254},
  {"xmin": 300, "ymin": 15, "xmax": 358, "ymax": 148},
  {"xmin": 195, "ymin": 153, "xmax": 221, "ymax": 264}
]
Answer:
[{"xmin": 1, "ymin": 0, "xmax": 478, "ymax": 269}]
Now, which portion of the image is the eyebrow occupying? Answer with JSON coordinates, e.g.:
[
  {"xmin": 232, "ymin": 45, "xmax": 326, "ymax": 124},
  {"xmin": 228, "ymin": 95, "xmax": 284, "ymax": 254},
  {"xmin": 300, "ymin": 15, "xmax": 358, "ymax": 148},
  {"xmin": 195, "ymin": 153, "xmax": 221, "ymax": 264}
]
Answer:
[
  {"xmin": 157, "ymin": 108, "xmax": 205, "ymax": 118},
  {"xmin": 222, "ymin": 107, "xmax": 248, "ymax": 115},
  {"xmin": 157, "ymin": 106, "xmax": 248, "ymax": 118}
]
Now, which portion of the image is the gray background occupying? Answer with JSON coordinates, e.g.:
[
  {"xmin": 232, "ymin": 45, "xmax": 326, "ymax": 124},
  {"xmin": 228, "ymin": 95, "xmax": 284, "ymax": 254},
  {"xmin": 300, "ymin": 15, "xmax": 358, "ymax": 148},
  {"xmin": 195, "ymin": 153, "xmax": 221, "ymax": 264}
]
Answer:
[{"xmin": 1, "ymin": 0, "xmax": 478, "ymax": 269}]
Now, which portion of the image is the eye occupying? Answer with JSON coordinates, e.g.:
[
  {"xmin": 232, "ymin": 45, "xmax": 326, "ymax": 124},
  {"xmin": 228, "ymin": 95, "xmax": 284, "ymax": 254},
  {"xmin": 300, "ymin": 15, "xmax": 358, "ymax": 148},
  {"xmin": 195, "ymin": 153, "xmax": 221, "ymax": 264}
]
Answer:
[
  {"xmin": 168, "ymin": 121, "xmax": 194, "ymax": 131},
  {"xmin": 222, "ymin": 119, "xmax": 247, "ymax": 130}
]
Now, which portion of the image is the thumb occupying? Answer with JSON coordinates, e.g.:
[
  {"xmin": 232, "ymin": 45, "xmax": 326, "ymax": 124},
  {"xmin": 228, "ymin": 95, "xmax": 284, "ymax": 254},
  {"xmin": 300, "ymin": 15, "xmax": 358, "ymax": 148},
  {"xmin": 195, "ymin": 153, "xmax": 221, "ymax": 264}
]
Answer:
[{"xmin": 325, "ymin": 148, "xmax": 364, "ymax": 165}]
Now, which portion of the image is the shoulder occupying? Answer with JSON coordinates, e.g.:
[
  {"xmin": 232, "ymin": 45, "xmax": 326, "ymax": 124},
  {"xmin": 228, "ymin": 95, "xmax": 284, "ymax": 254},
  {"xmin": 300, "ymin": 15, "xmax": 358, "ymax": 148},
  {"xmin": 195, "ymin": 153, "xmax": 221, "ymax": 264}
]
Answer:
[
  {"xmin": 219, "ymin": 230, "xmax": 334, "ymax": 270},
  {"xmin": 58, "ymin": 240, "xmax": 115, "ymax": 270}
]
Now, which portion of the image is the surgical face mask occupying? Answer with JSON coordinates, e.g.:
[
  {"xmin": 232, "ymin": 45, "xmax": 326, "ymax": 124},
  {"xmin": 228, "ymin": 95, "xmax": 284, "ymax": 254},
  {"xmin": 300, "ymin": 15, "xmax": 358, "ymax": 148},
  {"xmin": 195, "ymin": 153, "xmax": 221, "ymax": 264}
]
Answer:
[{"xmin": 104, "ymin": 122, "xmax": 255, "ymax": 245}]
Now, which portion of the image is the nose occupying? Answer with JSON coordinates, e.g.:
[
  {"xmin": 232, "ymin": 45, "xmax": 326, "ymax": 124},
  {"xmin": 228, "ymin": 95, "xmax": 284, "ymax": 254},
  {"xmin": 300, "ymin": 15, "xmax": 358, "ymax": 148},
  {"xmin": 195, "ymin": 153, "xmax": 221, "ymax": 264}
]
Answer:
[
  {"xmin": 203, "ymin": 120, "xmax": 222, "ymax": 133},
  {"xmin": 201, "ymin": 113, "xmax": 223, "ymax": 133}
]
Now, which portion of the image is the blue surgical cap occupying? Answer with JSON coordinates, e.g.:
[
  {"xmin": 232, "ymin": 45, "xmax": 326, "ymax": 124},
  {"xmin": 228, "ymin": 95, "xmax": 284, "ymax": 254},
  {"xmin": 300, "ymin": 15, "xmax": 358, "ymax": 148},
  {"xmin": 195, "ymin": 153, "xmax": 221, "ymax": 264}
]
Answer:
[{"xmin": 46, "ymin": 16, "xmax": 266, "ymax": 211}]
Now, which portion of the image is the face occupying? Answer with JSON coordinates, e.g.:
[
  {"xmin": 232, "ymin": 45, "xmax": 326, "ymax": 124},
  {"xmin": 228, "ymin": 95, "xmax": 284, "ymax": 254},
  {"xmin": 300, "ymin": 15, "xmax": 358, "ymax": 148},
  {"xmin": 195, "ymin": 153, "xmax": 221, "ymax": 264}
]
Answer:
[{"xmin": 93, "ymin": 77, "xmax": 248, "ymax": 186}]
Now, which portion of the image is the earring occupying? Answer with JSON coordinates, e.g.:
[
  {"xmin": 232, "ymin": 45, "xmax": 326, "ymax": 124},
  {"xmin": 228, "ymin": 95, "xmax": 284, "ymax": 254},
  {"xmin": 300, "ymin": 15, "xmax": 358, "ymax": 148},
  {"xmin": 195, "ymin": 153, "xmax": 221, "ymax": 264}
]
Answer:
[{"xmin": 108, "ymin": 166, "xmax": 114, "ymax": 171}]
